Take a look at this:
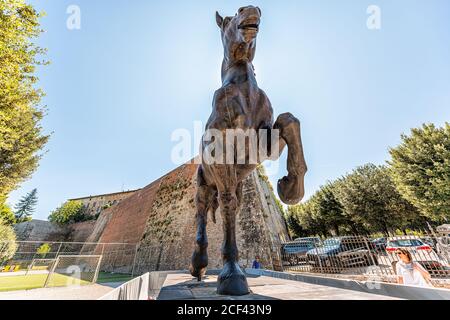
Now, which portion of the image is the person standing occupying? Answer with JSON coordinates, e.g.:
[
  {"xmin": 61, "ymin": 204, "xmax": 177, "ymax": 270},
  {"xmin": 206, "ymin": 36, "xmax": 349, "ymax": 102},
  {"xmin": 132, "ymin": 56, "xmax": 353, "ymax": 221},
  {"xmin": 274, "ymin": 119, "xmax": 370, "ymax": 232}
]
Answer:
[
  {"xmin": 252, "ymin": 256, "xmax": 262, "ymax": 269},
  {"xmin": 395, "ymin": 248, "xmax": 433, "ymax": 288}
]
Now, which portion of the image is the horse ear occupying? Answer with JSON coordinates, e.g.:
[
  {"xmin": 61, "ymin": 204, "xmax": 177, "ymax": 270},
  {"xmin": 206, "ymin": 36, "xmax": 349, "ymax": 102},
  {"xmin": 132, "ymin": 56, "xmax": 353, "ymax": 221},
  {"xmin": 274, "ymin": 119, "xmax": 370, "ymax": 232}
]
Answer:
[{"xmin": 216, "ymin": 11, "xmax": 224, "ymax": 28}]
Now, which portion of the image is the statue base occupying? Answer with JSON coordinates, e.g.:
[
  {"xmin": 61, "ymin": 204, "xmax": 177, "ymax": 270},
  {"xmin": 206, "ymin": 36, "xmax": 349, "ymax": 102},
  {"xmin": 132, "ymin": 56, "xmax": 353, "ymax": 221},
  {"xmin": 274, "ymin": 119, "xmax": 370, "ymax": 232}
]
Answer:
[{"xmin": 156, "ymin": 270, "xmax": 399, "ymax": 300}]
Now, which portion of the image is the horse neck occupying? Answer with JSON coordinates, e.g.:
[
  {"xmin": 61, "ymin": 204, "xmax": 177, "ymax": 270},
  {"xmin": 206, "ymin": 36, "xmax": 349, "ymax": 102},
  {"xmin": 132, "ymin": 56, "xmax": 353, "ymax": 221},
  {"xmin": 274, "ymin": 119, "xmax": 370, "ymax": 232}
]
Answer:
[{"xmin": 221, "ymin": 59, "xmax": 257, "ymax": 87}]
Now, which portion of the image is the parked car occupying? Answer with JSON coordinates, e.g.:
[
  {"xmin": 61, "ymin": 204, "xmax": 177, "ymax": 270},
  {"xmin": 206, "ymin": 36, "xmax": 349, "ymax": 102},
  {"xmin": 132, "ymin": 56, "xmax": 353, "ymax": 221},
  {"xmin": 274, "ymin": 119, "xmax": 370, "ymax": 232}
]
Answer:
[
  {"xmin": 386, "ymin": 236, "xmax": 434, "ymax": 255},
  {"xmin": 294, "ymin": 237, "xmax": 322, "ymax": 246},
  {"xmin": 421, "ymin": 236, "xmax": 437, "ymax": 251},
  {"xmin": 386, "ymin": 236, "xmax": 450, "ymax": 278},
  {"xmin": 306, "ymin": 236, "xmax": 378, "ymax": 273},
  {"xmin": 281, "ymin": 240, "xmax": 317, "ymax": 266},
  {"xmin": 371, "ymin": 237, "xmax": 387, "ymax": 252},
  {"xmin": 436, "ymin": 236, "xmax": 450, "ymax": 263}
]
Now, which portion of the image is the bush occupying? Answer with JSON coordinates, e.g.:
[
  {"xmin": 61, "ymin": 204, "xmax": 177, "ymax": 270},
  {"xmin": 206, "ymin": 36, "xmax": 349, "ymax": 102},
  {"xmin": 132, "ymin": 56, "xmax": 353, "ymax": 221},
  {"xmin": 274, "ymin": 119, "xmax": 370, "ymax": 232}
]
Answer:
[
  {"xmin": 48, "ymin": 200, "xmax": 90, "ymax": 225},
  {"xmin": 37, "ymin": 243, "xmax": 51, "ymax": 258},
  {"xmin": 0, "ymin": 203, "xmax": 16, "ymax": 225}
]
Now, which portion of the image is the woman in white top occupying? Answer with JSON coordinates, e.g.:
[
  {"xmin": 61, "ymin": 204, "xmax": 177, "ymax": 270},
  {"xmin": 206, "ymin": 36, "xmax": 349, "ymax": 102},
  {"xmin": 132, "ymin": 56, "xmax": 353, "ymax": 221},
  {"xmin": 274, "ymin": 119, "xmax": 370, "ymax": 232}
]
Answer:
[{"xmin": 395, "ymin": 248, "xmax": 433, "ymax": 288}]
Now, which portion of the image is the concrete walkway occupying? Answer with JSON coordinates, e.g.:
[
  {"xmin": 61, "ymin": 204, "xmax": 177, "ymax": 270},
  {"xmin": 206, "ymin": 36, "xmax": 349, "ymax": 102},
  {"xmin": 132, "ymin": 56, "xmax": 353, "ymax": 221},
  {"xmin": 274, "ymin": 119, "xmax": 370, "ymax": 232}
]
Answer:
[
  {"xmin": 0, "ymin": 282, "xmax": 123, "ymax": 300},
  {"xmin": 157, "ymin": 273, "xmax": 401, "ymax": 300}
]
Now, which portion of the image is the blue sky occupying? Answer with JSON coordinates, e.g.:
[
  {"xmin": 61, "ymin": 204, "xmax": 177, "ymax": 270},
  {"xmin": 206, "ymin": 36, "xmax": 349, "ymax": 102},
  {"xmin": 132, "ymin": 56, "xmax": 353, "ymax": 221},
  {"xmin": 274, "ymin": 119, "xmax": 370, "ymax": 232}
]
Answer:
[{"xmin": 7, "ymin": 0, "xmax": 450, "ymax": 220}]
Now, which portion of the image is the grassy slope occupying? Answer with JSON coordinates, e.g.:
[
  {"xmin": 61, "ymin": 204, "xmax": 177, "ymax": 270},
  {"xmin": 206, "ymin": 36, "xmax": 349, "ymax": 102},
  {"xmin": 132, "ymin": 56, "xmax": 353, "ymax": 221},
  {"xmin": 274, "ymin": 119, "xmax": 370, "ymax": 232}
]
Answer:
[
  {"xmin": 0, "ymin": 274, "xmax": 90, "ymax": 292},
  {"xmin": 0, "ymin": 272, "xmax": 133, "ymax": 292}
]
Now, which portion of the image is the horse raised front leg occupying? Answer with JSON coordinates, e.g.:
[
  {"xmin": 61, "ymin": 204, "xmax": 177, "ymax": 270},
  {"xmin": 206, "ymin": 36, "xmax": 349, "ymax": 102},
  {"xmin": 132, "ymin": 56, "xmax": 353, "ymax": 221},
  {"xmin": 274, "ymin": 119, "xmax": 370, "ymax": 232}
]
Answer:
[
  {"xmin": 216, "ymin": 187, "xmax": 249, "ymax": 296},
  {"xmin": 273, "ymin": 113, "xmax": 308, "ymax": 205}
]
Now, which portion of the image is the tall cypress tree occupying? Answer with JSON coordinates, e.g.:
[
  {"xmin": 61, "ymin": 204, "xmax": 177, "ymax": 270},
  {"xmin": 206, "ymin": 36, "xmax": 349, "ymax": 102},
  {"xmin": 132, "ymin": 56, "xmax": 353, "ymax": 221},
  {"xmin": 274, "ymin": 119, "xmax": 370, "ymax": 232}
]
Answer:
[{"xmin": 14, "ymin": 188, "xmax": 38, "ymax": 222}]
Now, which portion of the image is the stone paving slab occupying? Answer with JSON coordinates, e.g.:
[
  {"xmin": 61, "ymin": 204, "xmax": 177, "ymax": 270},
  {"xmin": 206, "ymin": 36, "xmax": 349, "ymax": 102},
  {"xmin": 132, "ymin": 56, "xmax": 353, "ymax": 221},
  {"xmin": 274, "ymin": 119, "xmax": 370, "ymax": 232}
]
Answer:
[{"xmin": 157, "ymin": 273, "xmax": 401, "ymax": 300}]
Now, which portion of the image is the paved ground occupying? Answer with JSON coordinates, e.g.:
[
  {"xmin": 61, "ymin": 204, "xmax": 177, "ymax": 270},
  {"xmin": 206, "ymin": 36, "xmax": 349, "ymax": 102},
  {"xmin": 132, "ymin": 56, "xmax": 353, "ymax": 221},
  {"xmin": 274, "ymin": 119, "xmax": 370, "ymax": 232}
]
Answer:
[
  {"xmin": 157, "ymin": 273, "xmax": 402, "ymax": 300},
  {"xmin": 0, "ymin": 282, "xmax": 123, "ymax": 300}
]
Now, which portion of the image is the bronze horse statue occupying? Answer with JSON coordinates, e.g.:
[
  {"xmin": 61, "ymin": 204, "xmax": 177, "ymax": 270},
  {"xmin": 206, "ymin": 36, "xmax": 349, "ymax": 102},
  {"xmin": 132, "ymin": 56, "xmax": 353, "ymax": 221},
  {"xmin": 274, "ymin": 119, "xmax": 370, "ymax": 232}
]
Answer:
[{"xmin": 190, "ymin": 6, "xmax": 307, "ymax": 295}]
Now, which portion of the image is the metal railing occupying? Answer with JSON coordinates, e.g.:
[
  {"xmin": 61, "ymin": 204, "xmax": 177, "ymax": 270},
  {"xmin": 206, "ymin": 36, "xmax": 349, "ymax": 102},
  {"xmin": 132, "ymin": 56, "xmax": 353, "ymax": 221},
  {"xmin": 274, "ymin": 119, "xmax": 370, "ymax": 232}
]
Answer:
[
  {"xmin": 279, "ymin": 232, "xmax": 450, "ymax": 288},
  {"xmin": 99, "ymin": 272, "xmax": 150, "ymax": 300}
]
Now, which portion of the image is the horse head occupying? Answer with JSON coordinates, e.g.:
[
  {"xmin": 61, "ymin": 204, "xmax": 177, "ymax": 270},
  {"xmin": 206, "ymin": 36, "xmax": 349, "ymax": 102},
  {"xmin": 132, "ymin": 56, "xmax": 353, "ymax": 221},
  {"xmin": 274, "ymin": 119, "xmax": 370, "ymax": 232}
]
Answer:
[{"xmin": 216, "ymin": 6, "xmax": 261, "ymax": 67}]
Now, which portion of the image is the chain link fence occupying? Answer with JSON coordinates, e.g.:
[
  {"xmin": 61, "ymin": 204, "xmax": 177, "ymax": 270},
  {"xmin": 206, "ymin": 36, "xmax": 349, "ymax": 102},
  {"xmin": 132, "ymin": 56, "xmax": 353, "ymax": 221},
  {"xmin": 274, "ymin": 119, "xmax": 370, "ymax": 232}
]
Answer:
[
  {"xmin": 44, "ymin": 255, "xmax": 103, "ymax": 287},
  {"xmin": 0, "ymin": 241, "xmax": 138, "ymax": 291},
  {"xmin": 279, "ymin": 229, "xmax": 450, "ymax": 288},
  {"xmin": 1, "ymin": 241, "xmax": 138, "ymax": 273}
]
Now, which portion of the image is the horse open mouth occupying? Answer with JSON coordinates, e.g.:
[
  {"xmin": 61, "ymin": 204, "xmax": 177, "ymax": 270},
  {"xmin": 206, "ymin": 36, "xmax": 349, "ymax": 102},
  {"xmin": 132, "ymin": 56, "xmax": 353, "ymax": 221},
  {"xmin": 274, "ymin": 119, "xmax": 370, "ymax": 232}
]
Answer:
[{"xmin": 238, "ymin": 23, "xmax": 259, "ymax": 31}]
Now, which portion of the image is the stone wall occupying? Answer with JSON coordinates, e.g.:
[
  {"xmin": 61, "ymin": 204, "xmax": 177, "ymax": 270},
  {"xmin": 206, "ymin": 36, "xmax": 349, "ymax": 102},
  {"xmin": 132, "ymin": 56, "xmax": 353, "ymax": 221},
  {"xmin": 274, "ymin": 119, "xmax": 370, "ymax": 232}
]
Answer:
[
  {"xmin": 14, "ymin": 220, "xmax": 68, "ymax": 242},
  {"xmin": 14, "ymin": 220, "xmax": 96, "ymax": 244}
]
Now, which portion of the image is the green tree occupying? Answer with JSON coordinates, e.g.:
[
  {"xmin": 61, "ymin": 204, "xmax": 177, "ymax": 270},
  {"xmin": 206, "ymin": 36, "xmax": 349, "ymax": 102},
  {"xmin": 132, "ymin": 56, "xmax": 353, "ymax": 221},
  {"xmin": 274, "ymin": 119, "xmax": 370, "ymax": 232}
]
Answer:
[
  {"xmin": 389, "ymin": 123, "xmax": 450, "ymax": 221},
  {"xmin": 284, "ymin": 208, "xmax": 306, "ymax": 239},
  {"xmin": 334, "ymin": 164, "xmax": 420, "ymax": 234},
  {"xmin": 48, "ymin": 200, "xmax": 89, "ymax": 225},
  {"xmin": 14, "ymin": 188, "xmax": 37, "ymax": 222},
  {"xmin": 36, "ymin": 243, "xmax": 51, "ymax": 258},
  {"xmin": 287, "ymin": 182, "xmax": 353, "ymax": 237},
  {"xmin": 0, "ymin": 0, "xmax": 49, "ymax": 201},
  {"xmin": 288, "ymin": 202, "xmax": 329, "ymax": 237},
  {"xmin": 308, "ymin": 182, "xmax": 348, "ymax": 236},
  {"xmin": 0, "ymin": 218, "xmax": 17, "ymax": 262},
  {"xmin": 0, "ymin": 203, "xmax": 15, "ymax": 225}
]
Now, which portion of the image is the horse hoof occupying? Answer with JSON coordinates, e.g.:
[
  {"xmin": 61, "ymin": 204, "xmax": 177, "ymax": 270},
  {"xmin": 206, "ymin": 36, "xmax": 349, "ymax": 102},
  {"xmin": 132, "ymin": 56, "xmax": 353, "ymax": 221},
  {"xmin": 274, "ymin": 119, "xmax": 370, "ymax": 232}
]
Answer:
[
  {"xmin": 190, "ymin": 249, "xmax": 208, "ymax": 281},
  {"xmin": 277, "ymin": 174, "xmax": 305, "ymax": 205},
  {"xmin": 217, "ymin": 262, "xmax": 250, "ymax": 296},
  {"xmin": 190, "ymin": 264, "xmax": 207, "ymax": 281}
]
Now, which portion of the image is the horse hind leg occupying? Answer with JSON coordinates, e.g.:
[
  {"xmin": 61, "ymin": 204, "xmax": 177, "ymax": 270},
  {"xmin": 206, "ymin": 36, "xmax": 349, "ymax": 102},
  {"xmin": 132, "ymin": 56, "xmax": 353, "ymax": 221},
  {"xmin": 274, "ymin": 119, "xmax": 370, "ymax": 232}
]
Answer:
[
  {"xmin": 216, "ymin": 183, "xmax": 249, "ymax": 296},
  {"xmin": 190, "ymin": 167, "xmax": 217, "ymax": 281},
  {"xmin": 273, "ymin": 112, "xmax": 308, "ymax": 205}
]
